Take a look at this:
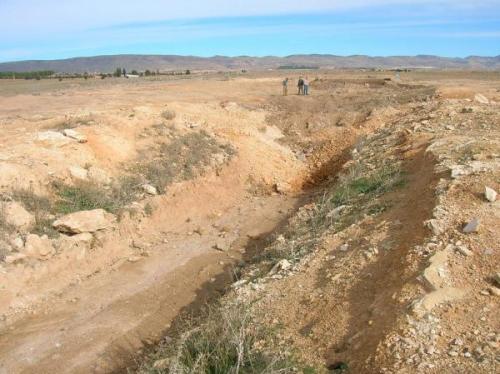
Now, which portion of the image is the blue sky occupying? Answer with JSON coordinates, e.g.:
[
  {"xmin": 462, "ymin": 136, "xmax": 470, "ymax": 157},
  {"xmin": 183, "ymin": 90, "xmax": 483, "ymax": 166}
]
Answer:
[{"xmin": 0, "ymin": 0, "xmax": 499, "ymax": 62}]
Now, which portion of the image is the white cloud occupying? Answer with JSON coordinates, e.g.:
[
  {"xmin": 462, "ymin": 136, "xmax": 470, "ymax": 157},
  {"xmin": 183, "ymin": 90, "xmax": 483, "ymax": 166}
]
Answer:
[{"xmin": 1, "ymin": 0, "xmax": 498, "ymax": 35}]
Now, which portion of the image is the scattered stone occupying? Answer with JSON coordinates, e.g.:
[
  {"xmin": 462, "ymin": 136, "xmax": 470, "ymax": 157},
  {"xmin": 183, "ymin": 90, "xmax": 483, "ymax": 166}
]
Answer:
[
  {"xmin": 0, "ymin": 201, "xmax": 35, "ymax": 232},
  {"xmin": 53, "ymin": 209, "xmax": 115, "ymax": 234},
  {"xmin": 270, "ymin": 259, "xmax": 292, "ymax": 274},
  {"xmin": 413, "ymin": 288, "xmax": 466, "ymax": 317},
  {"xmin": 450, "ymin": 165, "xmax": 469, "ymax": 179},
  {"xmin": 142, "ymin": 184, "xmax": 158, "ymax": 195},
  {"xmin": 484, "ymin": 186, "xmax": 497, "ymax": 202},
  {"xmin": 451, "ymin": 338, "xmax": 464, "ymax": 346},
  {"xmin": 127, "ymin": 255, "xmax": 142, "ymax": 263},
  {"xmin": 463, "ymin": 218, "xmax": 480, "ymax": 233},
  {"xmin": 152, "ymin": 359, "xmax": 169, "ymax": 370},
  {"xmin": 37, "ymin": 131, "xmax": 69, "ymax": 143},
  {"xmin": 423, "ymin": 250, "xmax": 448, "ymax": 290},
  {"xmin": 474, "ymin": 93, "xmax": 489, "ymax": 104},
  {"xmin": 69, "ymin": 166, "xmax": 88, "ymax": 181},
  {"xmin": 327, "ymin": 205, "xmax": 348, "ymax": 219},
  {"xmin": 4, "ymin": 253, "xmax": 27, "ymax": 264},
  {"xmin": 214, "ymin": 240, "xmax": 229, "ymax": 252},
  {"xmin": 455, "ymin": 245, "xmax": 473, "ymax": 257},
  {"xmin": 493, "ymin": 272, "xmax": 500, "ymax": 287},
  {"xmin": 339, "ymin": 243, "xmax": 349, "ymax": 252},
  {"xmin": 63, "ymin": 129, "xmax": 87, "ymax": 143},
  {"xmin": 426, "ymin": 219, "xmax": 443, "ymax": 236},
  {"xmin": 274, "ymin": 182, "xmax": 292, "ymax": 194},
  {"xmin": 10, "ymin": 236, "xmax": 24, "ymax": 250},
  {"xmin": 488, "ymin": 287, "xmax": 500, "ymax": 297},
  {"xmin": 23, "ymin": 234, "xmax": 55, "ymax": 260}
]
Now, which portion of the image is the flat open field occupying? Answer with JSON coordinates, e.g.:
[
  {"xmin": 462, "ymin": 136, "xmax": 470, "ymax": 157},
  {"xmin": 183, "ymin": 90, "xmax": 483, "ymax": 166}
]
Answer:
[{"xmin": 0, "ymin": 71, "xmax": 498, "ymax": 374}]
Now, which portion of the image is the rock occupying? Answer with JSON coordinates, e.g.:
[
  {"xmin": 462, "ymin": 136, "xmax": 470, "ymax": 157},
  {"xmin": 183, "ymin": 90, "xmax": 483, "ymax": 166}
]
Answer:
[
  {"xmin": 463, "ymin": 218, "xmax": 480, "ymax": 233},
  {"xmin": 455, "ymin": 245, "xmax": 473, "ymax": 257},
  {"xmin": 493, "ymin": 273, "xmax": 500, "ymax": 287},
  {"xmin": 488, "ymin": 287, "xmax": 500, "ymax": 296},
  {"xmin": 327, "ymin": 205, "xmax": 348, "ymax": 219},
  {"xmin": 426, "ymin": 219, "xmax": 443, "ymax": 236},
  {"xmin": 0, "ymin": 201, "xmax": 35, "ymax": 232},
  {"xmin": 474, "ymin": 94, "xmax": 489, "ymax": 104},
  {"xmin": 37, "ymin": 131, "xmax": 69, "ymax": 143},
  {"xmin": 56, "ymin": 233, "xmax": 93, "ymax": 252},
  {"xmin": 270, "ymin": 259, "xmax": 292, "ymax": 274},
  {"xmin": 152, "ymin": 359, "xmax": 169, "ymax": 370},
  {"xmin": 23, "ymin": 234, "xmax": 55, "ymax": 260},
  {"xmin": 63, "ymin": 129, "xmax": 87, "ymax": 143},
  {"xmin": 53, "ymin": 209, "xmax": 115, "ymax": 234},
  {"xmin": 413, "ymin": 288, "xmax": 466, "ymax": 317},
  {"xmin": 485, "ymin": 186, "xmax": 497, "ymax": 202},
  {"xmin": 68, "ymin": 166, "xmax": 88, "ymax": 181},
  {"xmin": 339, "ymin": 243, "xmax": 349, "ymax": 252},
  {"xmin": 4, "ymin": 253, "xmax": 27, "ymax": 264},
  {"xmin": 87, "ymin": 167, "xmax": 111, "ymax": 185},
  {"xmin": 10, "ymin": 236, "xmax": 24, "ymax": 250},
  {"xmin": 214, "ymin": 240, "xmax": 229, "ymax": 252},
  {"xmin": 450, "ymin": 165, "xmax": 469, "ymax": 179},
  {"xmin": 274, "ymin": 182, "xmax": 292, "ymax": 194},
  {"xmin": 142, "ymin": 184, "xmax": 158, "ymax": 195},
  {"xmin": 423, "ymin": 250, "xmax": 448, "ymax": 290},
  {"xmin": 127, "ymin": 255, "xmax": 142, "ymax": 263}
]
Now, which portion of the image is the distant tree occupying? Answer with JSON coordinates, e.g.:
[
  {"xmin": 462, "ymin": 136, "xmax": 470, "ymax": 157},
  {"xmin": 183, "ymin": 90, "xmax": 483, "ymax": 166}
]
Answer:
[
  {"xmin": 145, "ymin": 69, "xmax": 151, "ymax": 76},
  {"xmin": 114, "ymin": 68, "xmax": 122, "ymax": 77},
  {"xmin": 185, "ymin": 69, "xmax": 191, "ymax": 75},
  {"xmin": 122, "ymin": 68, "xmax": 126, "ymax": 76},
  {"xmin": 131, "ymin": 70, "xmax": 138, "ymax": 75}
]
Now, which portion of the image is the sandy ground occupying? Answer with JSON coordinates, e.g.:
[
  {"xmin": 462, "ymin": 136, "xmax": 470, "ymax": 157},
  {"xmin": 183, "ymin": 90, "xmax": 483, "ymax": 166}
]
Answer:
[{"xmin": 0, "ymin": 71, "xmax": 498, "ymax": 373}]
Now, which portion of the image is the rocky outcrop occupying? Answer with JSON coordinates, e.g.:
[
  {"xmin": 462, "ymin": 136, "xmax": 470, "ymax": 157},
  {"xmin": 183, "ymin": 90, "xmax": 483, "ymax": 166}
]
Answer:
[
  {"xmin": 23, "ymin": 234, "xmax": 55, "ymax": 260},
  {"xmin": 53, "ymin": 209, "xmax": 115, "ymax": 234},
  {"xmin": 0, "ymin": 201, "xmax": 35, "ymax": 232}
]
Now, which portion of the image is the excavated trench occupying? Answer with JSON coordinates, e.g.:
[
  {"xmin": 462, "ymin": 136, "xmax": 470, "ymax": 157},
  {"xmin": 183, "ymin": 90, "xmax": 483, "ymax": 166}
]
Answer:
[{"xmin": 0, "ymin": 78, "xmax": 436, "ymax": 374}]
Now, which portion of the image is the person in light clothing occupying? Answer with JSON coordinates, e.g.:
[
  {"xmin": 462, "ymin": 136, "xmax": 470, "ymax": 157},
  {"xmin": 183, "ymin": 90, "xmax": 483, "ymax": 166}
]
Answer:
[{"xmin": 303, "ymin": 77, "xmax": 310, "ymax": 95}]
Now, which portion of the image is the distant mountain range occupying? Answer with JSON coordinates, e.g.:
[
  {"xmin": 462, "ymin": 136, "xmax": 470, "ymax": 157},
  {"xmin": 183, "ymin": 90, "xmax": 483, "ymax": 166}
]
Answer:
[{"xmin": 0, "ymin": 54, "xmax": 499, "ymax": 73}]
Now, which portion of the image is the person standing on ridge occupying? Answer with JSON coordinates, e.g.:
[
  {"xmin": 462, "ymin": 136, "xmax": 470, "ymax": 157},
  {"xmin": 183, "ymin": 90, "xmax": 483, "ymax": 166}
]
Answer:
[
  {"xmin": 297, "ymin": 77, "xmax": 304, "ymax": 95},
  {"xmin": 282, "ymin": 77, "xmax": 289, "ymax": 96}
]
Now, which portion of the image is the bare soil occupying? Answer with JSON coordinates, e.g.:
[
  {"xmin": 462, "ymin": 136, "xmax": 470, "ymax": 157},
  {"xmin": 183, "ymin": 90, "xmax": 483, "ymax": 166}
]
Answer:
[{"xmin": 0, "ymin": 71, "xmax": 498, "ymax": 374}]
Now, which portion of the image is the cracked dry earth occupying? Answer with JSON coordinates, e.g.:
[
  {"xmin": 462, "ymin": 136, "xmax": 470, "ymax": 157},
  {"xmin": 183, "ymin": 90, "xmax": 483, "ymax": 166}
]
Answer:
[{"xmin": 0, "ymin": 72, "xmax": 498, "ymax": 374}]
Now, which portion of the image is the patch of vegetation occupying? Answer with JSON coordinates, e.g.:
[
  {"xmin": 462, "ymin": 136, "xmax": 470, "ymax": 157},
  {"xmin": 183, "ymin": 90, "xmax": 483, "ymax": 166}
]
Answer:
[
  {"xmin": 144, "ymin": 202, "xmax": 154, "ymax": 216},
  {"xmin": 12, "ymin": 188, "xmax": 58, "ymax": 238},
  {"xmin": 139, "ymin": 131, "xmax": 236, "ymax": 193},
  {"xmin": 53, "ymin": 176, "xmax": 142, "ymax": 216},
  {"xmin": 0, "ymin": 204, "xmax": 15, "ymax": 241},
  {"xmin": 50, "ymin": 116, "xmax": 95, "ymax": 131},
  {"xmin": 161, "ymin": 110, "xmax": 176, "ymax": 121},
  {"xmin": 0, "ymin": 70, "xmax": 54, "ymax": 79},
  {"xmin": 137, "ymin": 301, "xmax": 301, "ymax": 374},
  {"xmin": 258, "ymin": 162, "xmax": 405, "ymax": 265}
]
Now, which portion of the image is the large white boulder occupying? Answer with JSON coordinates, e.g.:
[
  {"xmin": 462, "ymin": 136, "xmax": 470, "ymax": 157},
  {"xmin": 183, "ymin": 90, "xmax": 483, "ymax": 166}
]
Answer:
[
  {"xmin": 53, "ymin": 209, "xmax": 115, "ymax": 234},
  {"xmin": 0, "ymin": 201, "xmax": 35, "ymax": 232}
]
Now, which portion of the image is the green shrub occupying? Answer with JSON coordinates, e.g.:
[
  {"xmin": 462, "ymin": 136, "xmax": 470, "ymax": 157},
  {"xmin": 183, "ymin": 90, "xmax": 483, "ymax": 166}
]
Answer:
[{"xmin": 139, "ymin": 301, "xmax": 297, "ymax": 373}]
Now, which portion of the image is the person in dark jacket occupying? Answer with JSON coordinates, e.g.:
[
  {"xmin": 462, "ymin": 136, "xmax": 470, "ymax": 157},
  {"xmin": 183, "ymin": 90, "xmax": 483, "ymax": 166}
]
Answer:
[{"xmin": 297, "ymin": 77, "xmax": 304, "ymax": 95}]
